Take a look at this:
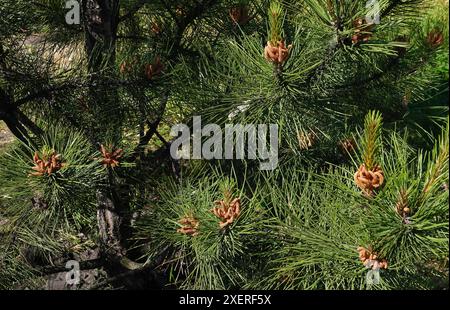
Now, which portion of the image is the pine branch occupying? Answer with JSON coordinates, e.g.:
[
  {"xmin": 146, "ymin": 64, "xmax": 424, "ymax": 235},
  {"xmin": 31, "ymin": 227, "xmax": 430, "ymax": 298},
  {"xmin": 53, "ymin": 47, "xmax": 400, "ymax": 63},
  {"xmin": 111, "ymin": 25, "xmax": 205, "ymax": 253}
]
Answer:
[
  {"xmin": 362, "ymin": 111, "xmax": 383, "ymax": 170},
  {"xmin": 170, "ymin": 0, "xmax": 219, "ymax": 54},
  {"xmin": 1, "ymin": 87, "xmax": 38, "ymax": 145},
  {"xmin": 14, "ymin": 78, "xmax": 155, "ymax": 108},
  {"xmin": 305, "ymin": 41, "xmax": 340, "ymax": 87},
  {"xmin": 417, "ymin": 121, "xmax": 449, "ymax": 206},
  {"xmin": 38, "ymin": 258, "xmax": 104, "ymax": 275},
  {"xmin": 130, "ymin": 93, "xmax": 169, "ymax": 161}
]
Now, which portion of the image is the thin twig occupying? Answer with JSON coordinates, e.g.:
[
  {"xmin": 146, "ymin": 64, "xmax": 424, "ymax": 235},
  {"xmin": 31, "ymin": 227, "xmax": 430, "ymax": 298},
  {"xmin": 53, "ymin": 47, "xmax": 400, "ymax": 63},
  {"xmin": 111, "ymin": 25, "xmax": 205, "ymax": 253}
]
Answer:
[{"xmin": 38, "ymin": 258, "xmax": 104, "ymax": 275}]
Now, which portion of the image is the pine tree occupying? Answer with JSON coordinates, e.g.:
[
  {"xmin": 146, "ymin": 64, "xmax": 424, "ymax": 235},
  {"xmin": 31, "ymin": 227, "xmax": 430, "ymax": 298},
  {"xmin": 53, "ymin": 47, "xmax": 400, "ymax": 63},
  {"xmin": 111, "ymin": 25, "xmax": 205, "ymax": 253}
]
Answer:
[{"xmin": 0, "ymin": 0, "xmax": 448, "ymax": 289}]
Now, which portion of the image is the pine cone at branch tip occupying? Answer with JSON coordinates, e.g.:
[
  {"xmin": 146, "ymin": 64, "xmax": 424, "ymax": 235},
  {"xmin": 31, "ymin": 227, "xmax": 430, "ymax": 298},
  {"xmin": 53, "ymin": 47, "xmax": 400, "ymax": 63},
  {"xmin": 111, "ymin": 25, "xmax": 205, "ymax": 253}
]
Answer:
[
  {"xmin": 351, "ymin": 18, "xmax": 375, "ymax": 45},
  {"xmin": 354, "ymin": 164, "xmax": 384, "ymax": 196},
  {"xmin": 357, "ymin": 247, "xmax": 388, "ymax": 270},
  {"xmin": 297, "ymin": 131, "xmax": 317, "ymax": 150},
  {"xmin": 177, "ymin": 216, "xmax": 200, "ymax": 236},
  {"xmin": 395, "ymin": 190, "xmax": 411, "ymax": 217},
  {"xmin": 212, "ymin": 197, "xmax": 241, "ymax": 229},
  {"xmin": 99, "ymin": 144, "xmax": 123, "ymax": 168},
  {"xmin": 427, "ymin": 29, "xmax": 444, "ymax": 48},
  {"xmin": 30, "ymin": 151, "xmax": 65, "ymax": 176},
  {"xmin": 264, "ymin": 41, "xmax": 293, "ymax": 64}
]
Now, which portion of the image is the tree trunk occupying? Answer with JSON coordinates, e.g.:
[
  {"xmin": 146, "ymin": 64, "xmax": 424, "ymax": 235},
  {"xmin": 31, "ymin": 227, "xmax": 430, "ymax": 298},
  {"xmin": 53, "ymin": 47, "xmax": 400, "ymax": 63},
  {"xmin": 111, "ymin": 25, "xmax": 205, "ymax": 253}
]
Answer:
[
  {"xmin": 0, "ymin": 87, "xmax": 39, "ymax": 146},
  {"xmin": 82, "ymin": 1, "xmax": 134, "ymax": 272},
  {"xmin": 83, "ymin": 0, "xmax": 119, "ymax": 71}
]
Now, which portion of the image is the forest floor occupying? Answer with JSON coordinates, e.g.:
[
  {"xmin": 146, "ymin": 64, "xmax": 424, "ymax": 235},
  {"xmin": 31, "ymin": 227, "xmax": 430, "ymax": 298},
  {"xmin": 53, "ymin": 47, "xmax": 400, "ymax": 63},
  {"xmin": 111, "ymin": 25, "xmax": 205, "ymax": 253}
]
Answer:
[{"xmin": 0, "ymin": 121, "xmax": 14, "ymax": 152}]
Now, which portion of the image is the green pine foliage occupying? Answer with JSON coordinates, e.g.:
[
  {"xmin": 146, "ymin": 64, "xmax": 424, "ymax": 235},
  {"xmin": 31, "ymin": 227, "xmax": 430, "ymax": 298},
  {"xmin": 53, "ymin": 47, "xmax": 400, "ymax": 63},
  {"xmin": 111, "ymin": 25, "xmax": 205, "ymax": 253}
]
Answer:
[
  {"xmin": 132, "ymin": 113, "xmax": 448, "ymax": 290},
  {"xmin": 0, "ymin": 125, "xmax": 102, "ymax": 270},
  {"xmin": 134, "ymin": 174, "xmax": 271, "ymax": 289},
  {"xmin": 0, "ymin": 0, "xmax": 448, "ymax": 289}
]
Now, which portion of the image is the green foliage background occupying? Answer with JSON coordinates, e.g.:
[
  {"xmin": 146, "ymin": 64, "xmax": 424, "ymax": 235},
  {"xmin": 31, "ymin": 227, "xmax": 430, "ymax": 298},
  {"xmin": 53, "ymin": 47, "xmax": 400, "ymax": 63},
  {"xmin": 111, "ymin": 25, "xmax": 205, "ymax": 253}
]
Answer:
[{"xmin": 0, "ymin": 0, "xmax": 448, "ymax": 290}]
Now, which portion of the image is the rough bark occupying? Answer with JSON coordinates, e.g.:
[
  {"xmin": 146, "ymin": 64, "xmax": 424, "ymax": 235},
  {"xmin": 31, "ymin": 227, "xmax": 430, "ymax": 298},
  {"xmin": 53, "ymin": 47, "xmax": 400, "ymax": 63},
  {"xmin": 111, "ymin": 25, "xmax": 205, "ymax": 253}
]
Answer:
[
  {"xmin": 83, "ymin": 0, "xmax": 120, "ymax": 71},
  {"xmin": 81, "ymin": 1, "xmax": 134, "ymax": 271},
  {"xmin": 0, "ymin": 88, "xmax": 36, "ymax": 145},
  {"xmin": 1, "ymin": 45, "xmax": 42, "ymax": 145}
]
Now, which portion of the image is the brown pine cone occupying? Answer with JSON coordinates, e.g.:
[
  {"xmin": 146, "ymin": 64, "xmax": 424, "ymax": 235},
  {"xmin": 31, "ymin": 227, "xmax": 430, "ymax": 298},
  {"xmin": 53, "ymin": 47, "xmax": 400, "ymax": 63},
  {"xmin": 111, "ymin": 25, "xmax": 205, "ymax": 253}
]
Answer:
[
  {"xmin": 100, "ymin": 144, "xmax": 123, "ymax": 168},
  {"xmin": 119, "ymin": 62, "xmax": 129, "ymax": 74},
  {"xmin": 30, "ymin": 151, "xmax": 64, "ymax": 176},
  {"xmin": 357, "ymin": 246, "xmax": 388, "ymax": 270},
  {"xmin": 151, "ymin": 21, "xmax": 161, "ymax": 35},
  {"xmin": 264, "ymin": 41, "xmax": 292, "ymax": 64},
  {"xmin": 351, "ymin": 18, "xmax": 375, "ymax": 44},
  {"xmin": 212, "ymin": 197, "xmax": 241, "ymax": 229},
  {"xmin": 427, "ymin": 29, "xmax": 444, "ymax": 48},
  {"xmin": 354, "ymin": 164, "xmax": 384, "ymax": 196},
  {"xmin": 177, "ymin": 216, "xmax": 200, "ymax": 236}
]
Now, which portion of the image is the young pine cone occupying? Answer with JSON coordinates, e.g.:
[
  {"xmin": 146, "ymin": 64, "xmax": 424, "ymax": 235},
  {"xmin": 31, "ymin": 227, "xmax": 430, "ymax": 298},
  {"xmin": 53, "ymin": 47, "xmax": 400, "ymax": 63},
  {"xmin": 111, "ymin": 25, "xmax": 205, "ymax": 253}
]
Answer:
[
  {"xmin": 264, "ymin": 41, "xmax": 292, "ymax": 65},
  {"xmin": 177, "ymin": 216, "xmax": 200, "ymax": 236},
  {"xmin": 297, "ymin": 131, "xmax": 317, "ymax": 150},
  {"xmin": 427, "ymin": 29, "xmax": 444, "ymax": 48},
  {"xmin": 212, "ymin": 197, "xmax": 241, "ymax": 229},
  {"xmin": 395, "ymin": 190, "xmax": 411, "ymax": 217},
  {"xmin": 357, "ymin": 247, "xmax": 388, "ymax": 270},
  {"xmin": 351, "ymin": 18, "xmax": 374, "ymax": 45},
  {"xmin": 352, "ymin": 32, "xmax": 372, "ymax": 45},
  {"xmin": 30, "ymin": 151, "xmax": 64, "ymax": 176},
  {"xmin": 354, "ymin": 164, "xmax": 384, "ymax": 196},
  {"xmin": 100, "ymin": 144, "xmax": 123, "ymax": 168},
  {"xmin": 119, "ymin": 58, "xmax": 138, "ymax": 75}
]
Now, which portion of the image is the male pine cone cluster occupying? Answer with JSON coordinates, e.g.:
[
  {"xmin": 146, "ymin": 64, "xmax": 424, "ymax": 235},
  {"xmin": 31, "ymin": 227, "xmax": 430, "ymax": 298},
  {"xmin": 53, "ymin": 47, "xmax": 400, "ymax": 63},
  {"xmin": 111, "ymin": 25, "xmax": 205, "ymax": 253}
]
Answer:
[
  {"xmin": 264, "ymin": 40, "xmax": 292, "ymax": 64},
  {"xmin": 30, "ymin": 151, "xmax": 65, "ymax": 176},
  {"xmin": 354, "ymin": 164, "xmax": 384, "ymax": 196},
  {"xmin": 427, "ymin": 29, "xmax": 444, "ymax": 48},
  {"xmin": 119, "ymin": 57, "xmax": 163, "ymax": 80},
  {"xmin": 212, "ymin": 196, "xmax": 241, "ymax": 229},
  {"xmin": 177, "ymin": 215, "xmax": 200, "ymax": 236},
  {"xmin": 352, "ymin": 18, "xmax": 374, "ymax": 45},
  {"xmin": 100, "ymin": 144, "xmax": 123, "ymax": 168},
  {"xmin": 358, "ymin": 247, "xmax": 388, "ymax": 270}
]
